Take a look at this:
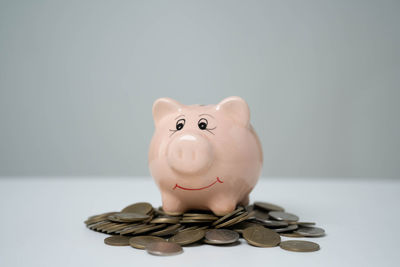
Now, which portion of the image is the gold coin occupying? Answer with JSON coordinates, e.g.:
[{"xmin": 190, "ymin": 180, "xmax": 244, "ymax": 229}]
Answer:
[
  {"xmin": 104, "ymin": 235, "xmax": 131, "ymax": 246},
  {"xmin": 243, "ymin": 226, "xmax": 281, "ymax": 247},
  {"xmin": 280, "ymin": 240, "xmax": 320, "ymax": 252},
  {"xmin": 254, "ymin": 201, "xmax": 285, "ymax": 212},
  {"xmin": 121, "ymin": 202, "xmax": 153, "ymax": 215},
  {"xmin": 212, "ymin": 206, "xmax": 244, "ymax": 226},
  {"xmin": 129, "ymin": 236, "xmax": 165, "ymax": 249},
  {"xmin": 169, "ymin": 229, "xmax": 205, "ymax": 246}
]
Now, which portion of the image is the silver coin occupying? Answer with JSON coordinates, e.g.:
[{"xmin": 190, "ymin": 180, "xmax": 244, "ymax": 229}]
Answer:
[
  {"xmin": 269, "ymin": 211, "xmax": 299, "ymax": 222},
  {"xmin": 295, "ymin": 226, "xmax": 325, "ymax": 237},
  {"xmin": 145, "ymin": 240, "xmax": 183, "ymax": 256},
  {"xmin": 204, "ymin": 229, "xmax": 239, "ymax": 245}
]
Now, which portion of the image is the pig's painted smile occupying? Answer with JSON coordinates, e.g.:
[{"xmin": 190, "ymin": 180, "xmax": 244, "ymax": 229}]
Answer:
[{"xmin": 173, "ymin": 177, "xmax": 223, "ymax": 191}]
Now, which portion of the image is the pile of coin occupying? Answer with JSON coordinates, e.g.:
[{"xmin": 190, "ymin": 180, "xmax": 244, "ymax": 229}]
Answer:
[{"xmin": 84, "ymin": 201, "xmax": 325, "ymax": 256}]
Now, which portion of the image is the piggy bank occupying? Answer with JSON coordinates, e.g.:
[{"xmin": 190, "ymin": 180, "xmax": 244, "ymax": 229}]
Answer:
[{"xmin": 148, "ymin": 96, "xmax": 263, "ymax": 215}]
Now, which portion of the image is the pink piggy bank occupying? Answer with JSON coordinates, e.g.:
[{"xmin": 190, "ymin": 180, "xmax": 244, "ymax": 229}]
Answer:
[{"xmin": 148, "ymin": 96, "xmax": 263, "ymax": 215}]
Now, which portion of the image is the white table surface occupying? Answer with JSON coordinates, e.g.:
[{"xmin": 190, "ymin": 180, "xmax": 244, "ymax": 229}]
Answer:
[{"xmin": 0, "ymin": 176, "xmax": 399, "ymax": 267}]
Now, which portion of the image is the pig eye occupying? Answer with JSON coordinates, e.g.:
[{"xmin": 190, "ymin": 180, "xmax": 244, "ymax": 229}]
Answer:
[
  {"xmin": 198, "ymin": 118, "xmax": 208, "ymax": 130},
  {"xmin": 176, "ymin": 119, "xmax": 185, "ymax": 130}
]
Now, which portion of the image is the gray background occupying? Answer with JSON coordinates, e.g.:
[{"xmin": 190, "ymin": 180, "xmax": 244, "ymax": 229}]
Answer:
[{"xmin": 0, "ymin": 0, "xmax": 399, "ymax": 178}]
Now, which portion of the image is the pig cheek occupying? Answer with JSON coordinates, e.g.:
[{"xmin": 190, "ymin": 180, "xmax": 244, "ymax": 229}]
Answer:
[{"xmin": 149, "ymin": 133, "xmax": 179, "ymax": 189}]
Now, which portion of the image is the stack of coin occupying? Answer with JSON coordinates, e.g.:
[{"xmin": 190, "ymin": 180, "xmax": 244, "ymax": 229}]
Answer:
[{"xmin": 84, "ymin": 201, "xmax": 325, "ymax": 256}]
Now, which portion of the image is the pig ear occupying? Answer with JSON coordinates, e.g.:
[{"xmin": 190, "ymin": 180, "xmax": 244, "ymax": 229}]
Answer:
[
  {"xmin": 152, "ymin": 98, "xmax": 182, "ymax": 125},
  {"xmin": 216, "ymin": 96, "xmax": 250, "ymax": 127}
]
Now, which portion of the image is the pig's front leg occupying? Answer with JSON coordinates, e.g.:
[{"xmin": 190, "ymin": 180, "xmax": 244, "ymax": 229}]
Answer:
[
  {"xmin": 161, "ymin": 193, "xmax": 187, "ymax": 214},
  {"xmin": 208, "ymin": 196, "xmax": 237, "ymax": 216},
  {"xmin": 239, "ymin": 194, "xmax": 250, "ymax": 206}
]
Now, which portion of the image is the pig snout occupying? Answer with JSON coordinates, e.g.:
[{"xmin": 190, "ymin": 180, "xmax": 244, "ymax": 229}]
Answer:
[{"xmin": 167, "ymin": 134, "xmax": 213, "ymax": 174}]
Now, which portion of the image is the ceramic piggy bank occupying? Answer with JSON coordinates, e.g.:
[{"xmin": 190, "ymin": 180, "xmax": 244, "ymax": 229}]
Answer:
[{"xmin": 148, "ymin": 96, "xmax": 263, "ymax": 215}]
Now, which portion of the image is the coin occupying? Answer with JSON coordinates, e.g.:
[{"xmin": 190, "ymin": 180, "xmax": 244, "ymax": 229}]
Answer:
[
  {"xmin": 280, "ymin": 240, "xmax": 320, "ymax": 252},
  {"xmin": 134, "ymin": 224, "xmax": 167, "ymax": 234},
  {"xmin": 295, "ymin": 226, "xmax": 325, "ymax": 237},
  {"xmin": 248, "ymin": 209, "xmax": 269, "ymax": 221},
  {"xmin": 169, "ymin": 229, "xmax": 205, "ymax": 246},
  {"xmin": 243, "ymin": 226, "xmax": 281, "ymax": 247},
  {"xmin": 288, "ymin": 221, "xmax": 316, "ymax": 226},
  {"xmin": 229, "ymin": 221, "xmax": 263, "ymax": 234},
  {"xmin": 129, "ymin": 236, "xmax": 165, "ymax": 249},
  {"xmin": 87, "ymin": 220, "xmax": 109, "ymax": 230},
  {"xmin": 150, "ymin": 217, "xmax": 181, "ymax": 224},
  {"xmin": 183, "ymin": 214, "xmax": 218, "ymax": 220},
  {"xmin": 212, "ymin": 206, "xmax": 244, "ymax": 226},
  {"xmin": 204, "ymin": 229, "xmax": 239, "ymax": 245},
  {"xmin": 180, "ymin": 219, "xmax": 214, "ymax": 223},
  {"xmin": 121, "ymin": 202, "xmax": 153, "ymax": 215},
  {"xmin": 108, "ymin": 212, "xmax": 150, "ymax": 223},
  {"xmin": 215, "ymin": 211, "xmax": 249, "ymax": 229},
  {"xmin": 254, "ymin": 201, "xmax": 284, "ymax": 212},
  {"xmin": 273, "ymin": 224, "xmax": 298, "ymax": 233},
  {"xmin": 280, "ymin": 232, "xmax": 304, "ymax": 238},
  {"xmin": 251, "ymin": 219, "xmax": 289, "ymax": 228},
  {"xmin": 146, "ymin": 240, "xmax": 183, "ymax": 256},
  {"xmin": 104, "ymin": 223, "xmax": 130, "ymax": 234},
  {"xmin": 85, "ymin": 212, "xmax": 117, "ymax": 225},
  {"xmin": 150, "ymin": 224, "xmax": 182, "ymax": 236},
  {"xmin": 269, "ymin": 211, "xmax": 299, "ymax": 222},
  {"xmin": 245, "ymin": 205, "xmax": 254, "ymax": 212},
  {"xmin": 95, "ymin": 222, "xmax": 114, "ymax": 232},
  {"xmin": 104, "ymin": 236, "xmax": 131, "ymax": 246},
  {"xmin": 86, "ymin": 200, "xmax": 325, "ymax": 256},
  {"xmin": 178, "ymin": 226, "xmax": 199, "ymax": 233},
  {"xmin": 118, "ymin": 224, "xmax": 147, "ymax": 235}
]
